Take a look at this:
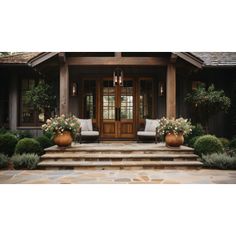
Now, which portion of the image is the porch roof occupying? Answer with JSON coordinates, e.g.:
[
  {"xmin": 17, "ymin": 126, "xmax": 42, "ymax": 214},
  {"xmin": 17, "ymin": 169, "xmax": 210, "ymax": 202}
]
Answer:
[{"xmin": 1, "ymin": 52, "xmax": 236, "ymax": 68}]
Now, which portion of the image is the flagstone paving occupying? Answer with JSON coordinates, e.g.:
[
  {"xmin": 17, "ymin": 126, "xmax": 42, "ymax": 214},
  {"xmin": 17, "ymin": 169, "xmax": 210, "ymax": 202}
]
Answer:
[{"xmin": 0, "ymin": 169, "xmax": 236, "ymax": 184}]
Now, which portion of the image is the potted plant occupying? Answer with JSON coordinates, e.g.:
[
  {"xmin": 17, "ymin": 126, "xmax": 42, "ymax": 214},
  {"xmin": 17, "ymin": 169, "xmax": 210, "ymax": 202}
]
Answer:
[
  {"xmin": 42, "ymin": 114, "xmax": 80, "ymax": 147},
  {"xmin": 158, "ymin": 117, "xmax": 193, "ymax": 147}
]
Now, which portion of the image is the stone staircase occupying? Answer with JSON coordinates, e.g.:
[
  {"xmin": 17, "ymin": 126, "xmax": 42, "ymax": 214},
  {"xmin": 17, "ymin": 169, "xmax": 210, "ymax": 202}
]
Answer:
[{"xmin": 38, "ymin": 142, "xmax": 203, "ymax": 170}]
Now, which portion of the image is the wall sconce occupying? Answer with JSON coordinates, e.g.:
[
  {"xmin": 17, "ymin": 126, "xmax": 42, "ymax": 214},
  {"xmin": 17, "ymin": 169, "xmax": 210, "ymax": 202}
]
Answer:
[
  {"xmin": 113, "ymin": 68, "xmax": 123, "ymax": 86},
  {"xmin": 158, "ymin": 81, "xmax": 165, "ymax": 96},
  {"xmin": 71, "ymin": 82, "xmax": 78, "ymax": 96}
]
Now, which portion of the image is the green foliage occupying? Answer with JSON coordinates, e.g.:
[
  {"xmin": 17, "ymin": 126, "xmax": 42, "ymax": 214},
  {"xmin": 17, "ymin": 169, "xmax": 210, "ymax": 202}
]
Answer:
[
  {"xmin": 0, "ymin": 133, "xmax": 18, "ymax": 156},
  {"xmin": 218, "ymin": 137, "xmax": 230, "ymax": 149},
  {"xmin": 12, "ymin": 153, "xmax": 39, "ymax": 170},
  {"xmin": 0, "ymin": 127, "xmax": 8, "ymax": 134},
  {"xmin": 36, "ymin": 135, "xmax": 53, "ymax": 151},
  {"xmin": 229, "ymin": 81, "xmax": 236, "ymax": 137},
  {"xmin": 43, "ymin": 130, "xmax": 54, "ymax": 140},
  {"xmin": 15, "ymin": 138, "xmax": 42, "ymax": 155},
  {"xmin": 188, "ymin": 136, "xmax": 201, "ymax": 148},
  {"xmin": 201, "ymin": 153, "xmax": 236, "ymax": 170},
  {"xmin": 25, "ymin": 81, "xmax": 56, "ymax": 113},
  {"xmin": 10, "ymin": 130, "xmax": 33, "ymax": 140},
  {"xmin": 229, "ymin": 138, "xmax": 236, "ymax": 150},
  {"xmin": 0, "ymin": 154, "xmax": 8, "ymax": 169},
  {"xmin": 194, "ymin": 135, "xmax": 224, "ymax": 156},
  {"xmin": 185, "ymin": 123, "xmax": 205, "ymax": 145},
  {"xmin": 185, "ymin": 84, "xmax": 231, "ymax": 132}
]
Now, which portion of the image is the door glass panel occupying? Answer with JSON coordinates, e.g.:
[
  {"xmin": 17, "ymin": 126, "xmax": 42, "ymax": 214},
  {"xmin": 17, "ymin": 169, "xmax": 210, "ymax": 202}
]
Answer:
[
  {"xmin": 83, "ymin": 80, "xmax": 96, "ymax": 119},
  {"xmin": 121, "ymin": 80, "xmax": 133, "ymax": 120},
  {"xmin": 139, "ymin": 80, "xmax": 153, "ymax": 119},
  {"xmin": 103, "ymin": 80, "xmax": 115, "ymax": 120}
]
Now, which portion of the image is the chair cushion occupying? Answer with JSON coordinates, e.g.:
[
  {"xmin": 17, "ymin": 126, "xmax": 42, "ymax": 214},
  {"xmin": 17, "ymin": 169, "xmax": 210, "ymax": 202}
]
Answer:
[
  {"xmin": 137, "ymin": 131, "xmax": 156, "ymax": 137},
  {"xmin": 79, "ymin": 119, "xmax": 93, "ymax": 131},
  {"xmin": 145, "ymin": 119, "xmax": 160, "ymax": 132},
  {"xmin": 81, "ymin": 131, "xmax": 99, "ymax": 136}
]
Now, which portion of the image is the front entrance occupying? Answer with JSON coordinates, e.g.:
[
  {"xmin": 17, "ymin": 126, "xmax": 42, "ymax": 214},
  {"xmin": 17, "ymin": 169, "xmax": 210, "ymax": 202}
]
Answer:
[{"xmin": 101, "ymin": 78, "xmax": 136, "ymax": 139}]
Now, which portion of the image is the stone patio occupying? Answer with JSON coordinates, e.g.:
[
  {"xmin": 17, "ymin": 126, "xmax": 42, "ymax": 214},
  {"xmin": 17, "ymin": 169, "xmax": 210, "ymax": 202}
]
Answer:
[{"xmin": 1, "ymin": 169, "xmax": 236, "ymax": 184}]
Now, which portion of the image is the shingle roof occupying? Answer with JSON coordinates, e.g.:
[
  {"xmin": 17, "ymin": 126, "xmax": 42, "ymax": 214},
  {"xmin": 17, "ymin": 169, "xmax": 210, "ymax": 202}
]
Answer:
[
  {"xmin": 0, "ymin": 52, "xmax": 42, "ymax": 64},
  {"xmin": 191, "ymin": 52, "xmax": 236, "ymax": 67},
  {"xmin": 1, "ymin": 52, "xmax": 236, "ymax": 67}
]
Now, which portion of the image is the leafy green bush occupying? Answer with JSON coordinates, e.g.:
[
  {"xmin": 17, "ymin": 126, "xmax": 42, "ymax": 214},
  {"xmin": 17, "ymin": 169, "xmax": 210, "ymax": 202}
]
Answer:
[
  {"xmin": 15, "ymin": 138, "xmax": 42, "ymax": 155},
  {"xmin": 194, "ymin": 135, "xmax": 223, "ymax": 156},
  {"xmin": 10, "ymin": 130, "xmax": 33, "ymax": 140},
  {"xmin": 43, "ymin": 130, "xmax": 54, "ymax": 140},
  {"xmin": 218, "ymin": 137, "xmax": 230, "ymax": 149},
  {"xmin": 188, "ymin": 136, "xmax": 201, "ymax": 148},
  {"xmin": 12, "ymin": 153, "xmax": 40, "ymax": 170},
  {"xmin": 201, "ymin": 153, "xmax": 236, "ymax": 169},
  {"xmin": 185, "ymin": 123, "xmax": 205, "ymax": 145},
  {"xmin": 36, "ymin": 135, "xmax": 53, "ymax": 150},
  {"xmin": 0, "ymin": 127, "xmax": 7, "ymax": 134},
  {"xmin": 229, "ymin": 138, "xmax": 236, "ymax": 150},
  {"xmin": 0, "ymin": 153, "xmax": 8, "ymax": 169},
  {"xmin": 0, "ymin": 133, "xmax": 18, "ymax": 156}
]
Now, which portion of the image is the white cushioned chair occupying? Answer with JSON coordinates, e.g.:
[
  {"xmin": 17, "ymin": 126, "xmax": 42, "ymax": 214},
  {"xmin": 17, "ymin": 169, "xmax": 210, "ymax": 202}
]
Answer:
[
  {"xmin": 78, "ymin": 119, "xmax": 100, "ymax": 143},
  {"xmin": 137, "ymin": 119, "xmax": 160, "ymax": 143}
]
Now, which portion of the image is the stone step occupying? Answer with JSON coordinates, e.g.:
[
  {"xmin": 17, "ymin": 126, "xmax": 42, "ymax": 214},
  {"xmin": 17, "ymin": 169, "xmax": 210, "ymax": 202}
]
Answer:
[
  {"xmin": 41, "ymin": 153, "xmax": 198, "ymax": 160},
  {"xmin": 38, "ymin": 160, "xmax": 203, "ymax": 169}
]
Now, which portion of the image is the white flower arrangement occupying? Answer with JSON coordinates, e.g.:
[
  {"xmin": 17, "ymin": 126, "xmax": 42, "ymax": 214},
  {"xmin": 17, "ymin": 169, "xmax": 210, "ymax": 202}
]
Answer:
[
  {"xmin": 157, "ymin": 117, "xmax": 193, "ymax": 136},
  {"xmin": 42, "ymin": 114, "xmax": 81, "ymax": 138}
]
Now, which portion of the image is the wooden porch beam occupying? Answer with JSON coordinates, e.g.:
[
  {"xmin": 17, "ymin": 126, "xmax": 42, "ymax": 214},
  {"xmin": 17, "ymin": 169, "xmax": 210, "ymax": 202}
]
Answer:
[
  {"xmin": 67, "ymin": 57, "xmax": 169, "ymax": 66},
  {"xmin": 59, "ymin": 53, "xmax": 69, "ymax": 115},
  {"xmin": 166, "ymin": 63, "xmax": 176, "ymax": 118}
]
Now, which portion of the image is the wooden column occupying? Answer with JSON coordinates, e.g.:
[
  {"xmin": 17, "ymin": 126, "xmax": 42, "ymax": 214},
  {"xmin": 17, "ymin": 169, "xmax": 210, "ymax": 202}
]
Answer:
[
  {"xmin": 59, "ymin": 53, "xmax": 69, "ymax": 115},
  {"xmin": 9, "ymin": 73, "xmax": 18, "ymax": 130},
  {"xmin": 166, "ymin": 63, "xmax": 176, "ymax": 118}
]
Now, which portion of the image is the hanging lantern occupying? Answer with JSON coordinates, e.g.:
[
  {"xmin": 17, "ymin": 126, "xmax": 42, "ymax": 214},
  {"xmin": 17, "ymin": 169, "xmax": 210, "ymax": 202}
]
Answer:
[
  {"xmin": 113, "ymin": 68, "xmax": 123, "ymax": 86},
  {"xmin": 71, "ymin": 82, "xmax": 78, "ymax": 96}
]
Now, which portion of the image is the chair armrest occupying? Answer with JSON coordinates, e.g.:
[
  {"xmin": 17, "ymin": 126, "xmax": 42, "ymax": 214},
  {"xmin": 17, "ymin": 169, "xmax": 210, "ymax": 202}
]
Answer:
[{"xmin": 78, "ymin": 127, "xmax": 82, "ymax": 134}]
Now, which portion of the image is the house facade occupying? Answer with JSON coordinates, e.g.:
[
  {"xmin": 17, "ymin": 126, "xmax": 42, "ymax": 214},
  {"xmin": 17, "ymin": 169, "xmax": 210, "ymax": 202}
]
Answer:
[{"xmin": 0, "ymin": 52, "xmax": 235, "ymax": 139}]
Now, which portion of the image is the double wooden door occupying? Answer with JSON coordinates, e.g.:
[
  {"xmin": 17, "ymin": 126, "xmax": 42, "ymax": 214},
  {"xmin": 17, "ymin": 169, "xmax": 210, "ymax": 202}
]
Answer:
[{"xmin": 101, "ymin": 78, "xmax": 136, "ymax": 139}]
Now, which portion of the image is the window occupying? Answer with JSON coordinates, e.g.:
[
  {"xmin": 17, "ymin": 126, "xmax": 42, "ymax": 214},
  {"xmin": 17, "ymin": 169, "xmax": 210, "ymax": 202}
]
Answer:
[
  {"xmin": 139, "ymin": 79, "xmax": 153, "ymax": 119},
  {"xmin": 103, "ymin": 80, "xmax": 115, "ymax": 120},
  {"xmin": 83, "ymin": 80, "xmax": 96, "ymax": 119},
  {"xmin": 121, "ymin": 80, "xmax": 133, "ymax": 120},
  {"xmin": 20, "ymin": 78, "xmax": 45, "ymax": 126}
]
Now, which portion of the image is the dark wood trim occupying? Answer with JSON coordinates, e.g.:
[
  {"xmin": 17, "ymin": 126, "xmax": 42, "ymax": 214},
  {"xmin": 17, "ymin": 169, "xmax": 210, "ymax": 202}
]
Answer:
[
  {"xmin": 29, "ymin": 52, "xmax": 58, "ymax": 67},
  {"xmin": 174, "ymin": 52, "xmax": 203, "ymax": 68},
  {"xmin": 67, "ymin": 57, "xmax": 169, "ymax": 66}
]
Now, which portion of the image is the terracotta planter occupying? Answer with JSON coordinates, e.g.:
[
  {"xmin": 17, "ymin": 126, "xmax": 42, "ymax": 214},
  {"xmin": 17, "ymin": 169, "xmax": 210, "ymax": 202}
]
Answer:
[
  {"xmin": 53, "ymin": 131, "xmax": 73, "ymax": 147},
  {"xmin": 165, "ymin": 132, "xmax": 184, "ymax": 147}
]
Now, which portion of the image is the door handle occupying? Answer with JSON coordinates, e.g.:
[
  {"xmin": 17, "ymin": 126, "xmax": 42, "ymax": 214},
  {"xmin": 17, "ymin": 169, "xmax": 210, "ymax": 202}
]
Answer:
[
  {"xmin": 118, "ymin": 107, "xmax": 121, "ymax": 121},
  {"xmin": 115, "ymin": 107, "xmax": 118, "ymax": 121}
]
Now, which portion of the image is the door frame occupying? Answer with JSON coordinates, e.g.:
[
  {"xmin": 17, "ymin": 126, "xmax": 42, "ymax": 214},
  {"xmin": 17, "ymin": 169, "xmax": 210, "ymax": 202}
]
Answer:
[{"xmin": 100, "ymin": 77, "xmax": 137, "ymax": 140}]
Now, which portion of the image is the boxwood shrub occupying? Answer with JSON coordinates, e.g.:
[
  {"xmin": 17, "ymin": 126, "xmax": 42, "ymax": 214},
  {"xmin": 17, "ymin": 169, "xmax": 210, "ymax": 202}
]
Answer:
[
  {"xmin": 15, "ymin": 138, "xmax": 42, "ymax": 155},
  {"xmin": 218, "ymin": 137, "xmax": 230, "ymax": 149},
  {"xmin": 0, "ymin": 153, "xmax": 8, "ymax": 169},
  {"xmin": 185, "ymin": 123, "xmax": 205, "ymax": 146},
  {"xmin": 201, "ymin": 153, "xmax": 236, "ymax": 170},
  {"xmin": 0, "ymin": 133, "xmax": 18, "ymax": 156},
  {"xmin": 10, "ymin": 130, "xmax": 33, "ymax": 140},
  {"xmin": 229, "ymin": 138, "xmax": 236, "ymax": 150},
  {"xmin": 36, "ymin": 135, "xmax": 53, "ymax": 151},
  {"xmin": 194, "ymin": 135, "xmax": 223, "ymax": 156},
  {"xmin": 12, "ymin": 153, "xmax": 40, "ymax": 170},
  {"xmin": 188, "ymin": 136, "xmax": 201, "ymax": 148}
]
